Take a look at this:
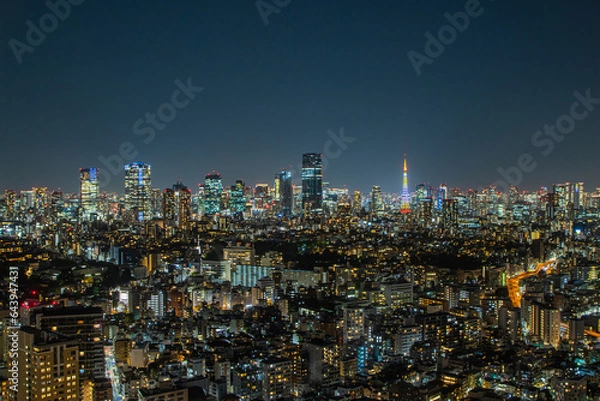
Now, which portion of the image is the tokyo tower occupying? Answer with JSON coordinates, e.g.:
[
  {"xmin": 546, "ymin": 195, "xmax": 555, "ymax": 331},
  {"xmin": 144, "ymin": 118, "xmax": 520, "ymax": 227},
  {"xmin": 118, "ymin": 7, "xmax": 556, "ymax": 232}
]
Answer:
[{"xmin": 400, "ymin": 155, "xmax": 411, "ymax": 214}]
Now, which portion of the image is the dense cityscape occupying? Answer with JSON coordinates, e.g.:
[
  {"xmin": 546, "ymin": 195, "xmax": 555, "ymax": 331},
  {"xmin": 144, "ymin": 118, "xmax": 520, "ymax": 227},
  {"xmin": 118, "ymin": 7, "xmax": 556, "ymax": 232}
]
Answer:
[
  {"xmin": 4, "ymin": 1, "xmax": 600, "ymax": 400},
  {"xmin": 0, "ymin": 154, "xmax": 599, "ymax": 401}
]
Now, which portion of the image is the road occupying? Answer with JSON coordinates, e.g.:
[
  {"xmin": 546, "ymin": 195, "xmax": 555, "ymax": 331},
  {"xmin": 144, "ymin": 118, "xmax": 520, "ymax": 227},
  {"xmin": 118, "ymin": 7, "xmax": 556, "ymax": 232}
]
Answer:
[
  {"xmin": 507, "ymin": 259, "xmax": 600, "ymax": 339},
  {"xmin": 105, "ymin": 345, "xmax": 123, "ymax": 401}
]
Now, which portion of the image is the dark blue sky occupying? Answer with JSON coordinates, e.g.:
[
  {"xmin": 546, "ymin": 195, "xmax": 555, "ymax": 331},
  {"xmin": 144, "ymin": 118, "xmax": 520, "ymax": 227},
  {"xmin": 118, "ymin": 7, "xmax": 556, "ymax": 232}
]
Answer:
[{"xmin": 2, "ymin": 1, "xmax": 600, "ymax": 194}]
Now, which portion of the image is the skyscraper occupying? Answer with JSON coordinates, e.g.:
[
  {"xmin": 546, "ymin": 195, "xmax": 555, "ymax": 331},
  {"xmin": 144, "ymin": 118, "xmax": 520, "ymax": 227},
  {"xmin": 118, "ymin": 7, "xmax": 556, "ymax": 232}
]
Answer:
[
  {"xmin": 4, "ymin": 190, "xmax": 16, "ymax": 220},
  {"xmin": 79, "ymin": 168, "xmax": 100, "ymax": 221},
  {"xmin": 371, "ymin": 185, "xmax": 384, "ymax": 216},
  {"xmin": 204, "ymin": 172, "xmax": 223, "ymax": 215},
  {"xmin": 163, "ymin": 181, "xmax": 192, "ymax": 233},
  {"xmin": 301, "ymin": 153, "xmax": 323, "ymax": 214},
  {"xmin": 437, "ymin": 183, "xmax": 448, "ymax": 210},
  {"xmin": 125, "ymin": 162, "xmax": 152, "ymax": 221},
  {"xmin": 230, "ymin": 180, "xmax": 247, "ymax": 216},
  {"xmin": 352, "ymin": 190, "xmax": 362, "ymax": 214},
  {"xmin": 275, "ymin": 170, "xmax": 293, "ymax": 217},
  {"xmin": 400, "ymin": 155, "xmax": 411, "ymax": 214},
  {"xmin": 442, "ymin": 198, "xmax": 458, "ymax": 232}
]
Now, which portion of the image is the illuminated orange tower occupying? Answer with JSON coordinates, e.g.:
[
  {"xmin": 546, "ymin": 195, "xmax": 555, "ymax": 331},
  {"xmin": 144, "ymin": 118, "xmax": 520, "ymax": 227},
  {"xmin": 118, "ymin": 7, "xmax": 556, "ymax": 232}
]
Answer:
[{"xmin": 400, "ymin": 155, "xmax": 411, "ymax": 214}]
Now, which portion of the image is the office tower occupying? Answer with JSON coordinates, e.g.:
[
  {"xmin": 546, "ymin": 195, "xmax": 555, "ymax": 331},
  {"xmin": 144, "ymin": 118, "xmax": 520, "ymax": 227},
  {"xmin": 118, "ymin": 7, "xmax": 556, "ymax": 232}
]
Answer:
[
  {"xmin": 301, "ymin": 153, "xmax": 323, "ymax": 214},
  {"xmin": 325, "ymin": 186, "xmax": 349, "ymax": 216},
  {"xmin": 151, "ymin": 187, "xmax": 163, "ymax": 218},
  {"xmin": 163, "ymin": 181, "xmax": 192, "ymax": 233},
  {"xmin": 552, "ymin": 183, "xmax": 567, "ymax": 219},
  {"xmin": 262, "ymin": 356, "xmax": 292, "ymax": 401},
  {"xmin": 418, "ymin": 197, "xmax": 433, "ymax": 227},
  {"xmin": 442, "ymin": 198, "xmax": 458, "ymax": 232},
  {"xmin": 204, "ymin": 172, "xmax": 223, "ymax": 216},
  {"xmin": 546, "ymin": 192, "xmax": 559, "ymax": 221},
  {"xmin": 400, "ymin": 155, "xmax": 411, "ymax": 214},
  {"xmin": 35, "ymin": 306, "xmax": 105, "ymax": 381},
  {"xmin": 50, "ymin": 190, "xmax": 65, "ymax": 221},
  {"xmin": 437, "ymin": 184, "xmax": 448, "ymax": 210},
  {"xmin": 230, "ymin": 180, "xmax": 246, "ymax": 216},
  {"xmin": 276, "ymin": 170, "xmax": 293, "ymax": 216},
  {"xmin": 415, "ymin": 183, "xmax": 428, "ymax": 203},
  {"xmin": 573, "ymin": 181, "xmax": 584, "ymax": 211},
  {"xmin": 196, "ymin": 185, "xmax": 205, "ymax": 216},
  {"xmin": 4, "ymin": 190, "xmax": 16, "ymax": 220},
  {"xmin": 34, "ymin": 187, "xmax": 48, "ymax": 215},
  {"xmin": 371, "ymin": 185, "xmax": 384, "ymax": 216},
  {"xmin": 254, "ymin": 183, "xmax": 270, "ymax": 212},
  {"xmin": 322, "ymin": 183, "xmax": 336, "ymax": 215},
  {"xmin": 18, "ymin": 327, "xmax": 80, "ymax": 401},
  {"xmin": 352, "ymin": 190, "xmax": 362, "ymax": 213},
  {"xmin": 124, "ymin": 162, "xmax": 152, "ymax": 221},
  {"xmin": 79, "ymin": 168, "xmax": 100, "ymax": 221}
]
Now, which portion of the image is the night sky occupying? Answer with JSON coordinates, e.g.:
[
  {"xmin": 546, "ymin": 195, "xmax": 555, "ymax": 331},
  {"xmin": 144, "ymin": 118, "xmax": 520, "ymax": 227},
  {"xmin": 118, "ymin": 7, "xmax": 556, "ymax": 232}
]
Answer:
[{"xmin": 2, "ymin": 1, "xmax": 600, "ymax": 194}]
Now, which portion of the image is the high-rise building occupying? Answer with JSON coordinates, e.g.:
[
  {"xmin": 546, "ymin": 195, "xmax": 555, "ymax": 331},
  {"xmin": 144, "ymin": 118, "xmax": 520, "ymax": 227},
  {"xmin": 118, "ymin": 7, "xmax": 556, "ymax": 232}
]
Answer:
[
  {"xmin": 573, "ymin": 181, "xmax": 584, "ymax": 211},
  {"xmin": 415, "ymin": 183, "xmax": 427, "ymax": 203},
  {"xmin": 400, "ymin": 155, "xmax": 411, "ymax": 214},
  {"xmin": 4, "ymin": 190, "xmax": 16, "ymax": 220},
  {"xmin": 35, "ymin": 306, "xmax": 105, "ymax": 381},
  {"xmin": 442, "ymin": 198, "xmax": 458, "ymax": 232},
  {"xmin": 163, "ymin": 181, "xmax": 192, "ymax": 233},
  {"xmin": 195, "ymin": 185, "xmax": 205, "ymax": 216},
  {"xmin": 253, "ymin": 183, "xmax": 270, "ymax": 212},
  {"xmin": 371, "ymin": 185, "xmax": 384, "ymax": 216},
  {"xmin": 50, "ymin": 190, "xmax": 65, "ymax": 223},
  {"xmin": 18, "ymin": 327, "xmax": 80, "ymax": 401},
  {"xmin": 417, "ymin": 197, "xmax": 433, "ymax": 227},
  {"xmin": 437, "ymin": 184, "xmax": 448, "ymax": 210},
  {"xmin": 124, "ymin": 162, "xmax": 152, "ymax": 221},
  {"xmin": 230, "ymin": 180, "xmax": 247, "ymax": 216},
  {"xmin": 301, "ymin": 153, "xmax": 323, "ymax": 214},
  {"xmin": 204, "ymin": 172, "xmax": 223, "ymax": 216},
  {"xmin": 79, "ymin": 168, "xmax": 100, "ymax": 221},
  {"xmin": 275, "ymin": 170, "xmax": 293, "ymax": 217},
  {"xmin": 352, "ymin": 190, "xmax": 362, "ymax": 213}
]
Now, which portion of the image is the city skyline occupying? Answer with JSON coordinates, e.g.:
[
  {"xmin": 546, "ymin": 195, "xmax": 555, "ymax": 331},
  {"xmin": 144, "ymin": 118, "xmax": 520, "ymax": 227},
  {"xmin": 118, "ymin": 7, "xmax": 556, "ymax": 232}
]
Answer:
[
  {"xmin": 4, "ymin": 3, "xmax": 600, "ymax": 401},
  {"xmin": 0, "ymin": 156, "xmax": 593, "ymax": 196},
  {"xmin": 3, "ymin": 2, "xmax": 600, "ymax": 193}
]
